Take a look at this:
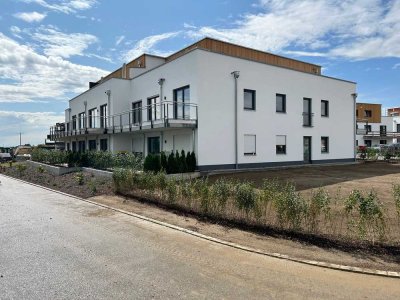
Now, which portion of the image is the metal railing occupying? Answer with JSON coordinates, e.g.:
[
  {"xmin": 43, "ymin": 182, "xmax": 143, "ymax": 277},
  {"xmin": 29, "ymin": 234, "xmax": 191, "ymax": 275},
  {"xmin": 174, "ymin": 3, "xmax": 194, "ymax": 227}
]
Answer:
[
  {"xmin": 302, "ymin": 112, "xmax": 314, "ymax": 127},
  {"xmin": 48, "ymin": 101, "xmax": 198, "ymax": 140},
  {"xmin": 362, "ymin": 131, "xmax": 400, "ymax": 138}
]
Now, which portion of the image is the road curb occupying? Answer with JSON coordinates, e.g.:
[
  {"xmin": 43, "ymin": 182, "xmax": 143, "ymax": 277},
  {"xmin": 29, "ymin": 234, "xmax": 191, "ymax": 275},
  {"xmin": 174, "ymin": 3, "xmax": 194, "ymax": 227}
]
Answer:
[{"xmin": 2, "ymin": 174, "xmax": 399, "ymax": 279}]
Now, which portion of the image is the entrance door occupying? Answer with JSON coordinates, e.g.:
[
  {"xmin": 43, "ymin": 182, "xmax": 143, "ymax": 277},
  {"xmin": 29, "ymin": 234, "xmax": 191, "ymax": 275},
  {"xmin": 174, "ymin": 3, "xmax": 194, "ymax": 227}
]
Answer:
[{"xmin": 303, "ymin": 136, "xmax": 312, "ymax": 163}]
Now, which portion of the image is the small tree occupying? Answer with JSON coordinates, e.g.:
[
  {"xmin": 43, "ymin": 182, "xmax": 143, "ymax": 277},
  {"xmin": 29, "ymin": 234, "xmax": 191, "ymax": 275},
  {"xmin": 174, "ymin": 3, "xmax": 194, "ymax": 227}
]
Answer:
[
  {"xmin": 160, "ymin": 151, "xmax": 168, "ymax": 171},
  {"xmin": 167, "ymin": 152, "xmax": 176, "ymax": 174},
  {"xmin": 180, "ymin": 150, "xmax": 187, "ymax": 173}
]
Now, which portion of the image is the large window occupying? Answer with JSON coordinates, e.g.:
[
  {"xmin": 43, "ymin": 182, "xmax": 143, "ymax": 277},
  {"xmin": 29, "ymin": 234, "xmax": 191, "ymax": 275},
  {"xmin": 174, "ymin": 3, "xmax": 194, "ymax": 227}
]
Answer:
[
  {"xmin": 78, "ymin": 140, "xmax": 86, "ymax": 152},
  {"xmin": 303, "ymin": 98, "xmax": 312, "ymax": 126},
  {"xmin": 132, "ymin": 101, "xmax": 142, "ymax": 125},
  {"xmin": 321, "ymin": 100, "xmax": 329, "ymax": 117},
  {"xmin": 78, "ymin": 112, "xmax": 86, "ymax": 129},
  {"xmin": 88, "ymin": 140, "xmax": 96, "ymax": 151},
  {"xmin": 380, "ymin": 125, "xmax": 387, "ymax": 136},
  {"xmin": 173, "ymin": 85, "xmax": 190, "ymax": 119},
  {"xmin": 100, "ymin": 104, "xmax": 107, "ymax": 128},
  {"xmin": 100, "ymin": 139, "xmax": 108, "ymax": 151},
  {"xmin": 148, "ymin": 137, "xmax": 160, "ymax": 154},
  {"xmin": 244, "ymin": 134, "xmax": 256, "ymax": 155},
  {"xmin": 276, "ymin": 94, "xmax": 286, "ymax": 113},
  {"xmin": 72, "ymin": 115, "xmax": 77, "ymax": 130},
  {"xmin": 244, "ymin": 89, "xmax": 256, "ymax": 110},
  {"xmin": 88, "ymin": 108, "xmax": 97, "ymax": 128},
  {"xmin": 148, "ymin": 96, "xmax": 160, "ymax": 121},
  {"xmin": 321, "ymin": 137, "xmax": 329, "ymax": 153},
  {"xmin": 276, "ymin": 135, "xmax": 287, "ymax": 154}
]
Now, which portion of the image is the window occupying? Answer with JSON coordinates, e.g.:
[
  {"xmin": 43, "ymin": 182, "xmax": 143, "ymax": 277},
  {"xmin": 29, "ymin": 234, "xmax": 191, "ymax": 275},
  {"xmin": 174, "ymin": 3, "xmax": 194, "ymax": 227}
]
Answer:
[
  {"xmin": 72, "ymin": 141, "xmax": 76, "ymax": 152},
  {"xmin": 66, "ymin": 143, "xmax": 70, "ymax": 151},
  {"xmin": 244, "ymin": 89, "xmax": 256, "ymax": 110},
  {"xmin": 321, "ymin": 100, "xmax": 329, "ymax": 117},
  {"xmin": 88, "ymin": 108, "xmax": 96, "ymax": 128},
  {"xmin": 78, "ymin": 112, "xmax": 86, "ymax": 129},
  {"xmin": 365, "ymin": 140, "xmax": 372, "ymax": 147},
  {"xmin": 364, "ymin": 110, "xmax": 372, "ymax": 117},
  {"xmin": 88, "ymin": 140, "xmax": 96, "ymax": 151},
  {"xmin": 72, "ymin": 115, "xmax": 77, "ymax": 130},
  {"xmin": 303, "ymin": 98, "xmax": 312, "ymax": 126},
  {"xmin": 276, "ymin": 135, "xmax": 286, "ymax": 154},
  {"xmin": 100, "ymin": 104, "xmax": 107, "ymax": 128},
  {"xmin": 148, "ymin": 137, "xmax": 160, "ymax": 154},
  {"xmin": 100, "ymin": 139, "xmax": 108, "ymax": 151},
  {"xmin": 356, "ymin": 110, "xmax": 359, "ymax": 117},
  {"xmin": 78, "ymin": 140, "xmax": 86, "ymax": 152},
  {"xmin": 397, "ymin": 124, "xmax": 400, "ymax": 133},
  {"xmin": 132, "ymin": 101, "xmax": 142, "ymax": 124},
  {"xmin": 380, "ymin": 140, "xmax": 387, "ymax": 145},
  {"xmin": 148, "ymin": 96, "xmax": 160, "ymax": 121},
  {"xmin": 380, "ymin": 125, "xmax": 387, "ymax": 136},
  {"xmin": 276, "ymin": 94, "xmax": 286, "ymax": 113},
  {"xmin": 321, "ymin": 137, "xmax": 329, "ymax": 153},
  {"xmin": 244, "ymin": 134, "xmax": 256, "ymax": 155},
  {"xmin": 365, "ymin": 125, "xmax": 372, "ymax": 132},
  {"xmin": 174, "ymin": 85, "xmax": 190, "ymax": 119}
]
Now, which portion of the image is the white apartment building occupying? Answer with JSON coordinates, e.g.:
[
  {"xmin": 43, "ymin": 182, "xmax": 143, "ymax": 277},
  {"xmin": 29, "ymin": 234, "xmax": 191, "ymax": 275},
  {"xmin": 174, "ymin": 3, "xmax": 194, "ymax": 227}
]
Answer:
[
  {"xmin": 49, "ymin": 38, "xmax": 357, "ymax": 171},
  {"xmin": 356, "ymin": 103, "xmax": 400, "ymax": 147}
]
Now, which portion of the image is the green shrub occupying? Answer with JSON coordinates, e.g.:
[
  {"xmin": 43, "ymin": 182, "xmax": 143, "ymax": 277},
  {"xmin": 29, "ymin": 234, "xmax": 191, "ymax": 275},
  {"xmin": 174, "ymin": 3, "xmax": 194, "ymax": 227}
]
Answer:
[
  {"xmin": 307, "ymin": 188, "xmax": 331, "ymax": 232},
  {"xmin": 160, "ymin": 151, "xmax": 168, "ymax": 171},
  {"xmin": 210, "ymin": 178, "xmax": 231, "ymax": 210},
  {"xmin": 234, "ymin": 182, "xmax": 256, "ymax": 215},
  {"xmin": 166, "ymin": 152, "xmax": 176, "ymax": 174},
  {"xmin": 143, "ymin": 154, "xmax": 161, "ymax": 172},
  {"xmin": 74, "ymin": 172, "xmax": 84, "ymax": 185},
  {"xmin": 179, "ymin": 150, "xmax": 187, "ymax": 173},
  {"xmin": 393, "ymin": 183, "xmax": 400, "ymax": 218},
  {"xmin": 165, "ymin": 178, "xmax": 178, "ymax": 203},
  {"xmin": 345, "ymin": 189, "xmax": 386, "ymax": 241},
  {"xmin": 37, "ymin": 165, "xmax": 45, "ymax": 173},
  {"xmin": 88, "ymin": 180, "xmax": 97, "ymax": 195},
  {"xmin": 16, "ymin": 164, "xmax": 27, "ymax": 176}
]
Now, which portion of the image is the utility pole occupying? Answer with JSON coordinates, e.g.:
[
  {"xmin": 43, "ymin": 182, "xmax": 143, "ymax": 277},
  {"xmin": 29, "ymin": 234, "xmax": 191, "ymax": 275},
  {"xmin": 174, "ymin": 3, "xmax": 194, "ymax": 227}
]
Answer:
[{"xmin": 19, "ymin": 132, "xmax": 22, "ymax": 146}]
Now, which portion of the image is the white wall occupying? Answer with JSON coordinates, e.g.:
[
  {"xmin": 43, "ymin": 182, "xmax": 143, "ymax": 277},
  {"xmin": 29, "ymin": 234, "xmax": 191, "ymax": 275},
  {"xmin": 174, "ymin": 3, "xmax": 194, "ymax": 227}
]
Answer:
[{"xmin": 195, "ymin": 49, "xmax": 356, "ymax": 168}]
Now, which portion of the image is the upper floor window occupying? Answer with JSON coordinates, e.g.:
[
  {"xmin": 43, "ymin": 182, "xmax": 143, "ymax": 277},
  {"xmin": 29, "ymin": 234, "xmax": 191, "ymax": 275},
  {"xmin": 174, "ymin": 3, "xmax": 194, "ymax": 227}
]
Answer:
[
  {"xmin": 148, "ymin": 96, "xmax": 160, "ymax": 121},
  {"xmin": 365, "ymin": 124, "xmax": 372, "ymax": 132},
  {"xmin": 321, "ymin": 100, "xmax": 329, "ymax": 117},
  {"xmin": 276, "ymin": 94, "xmax": 286, "ymax": 113},
  {"xmin": 100, "ymin": 104, "xmax": 107, "ymax": 128},
  {"xmin": 132, "ymin": 101, "xmax": 142, "ymax": 124},
  {"xmin": 72, "ymin": 115, "xmax": 76, "ymax": 130},
  {"xmin": 88, "ymin": 108, "xmax": 97, "ymax": 128},
  {"xmin": 173, "ymin": 85, "xmax": 190, "ymax": 119},
  {"xmin": 364, "ymin": 110, "xmax": 372, "ymax": 117},
  {"xmin": 276, "ymin": 135, "xmax": 287, "ymax": 154},
  {"xmin": 78, "ymin": 112, "xmax": 86, "ymax": 129},
  {"xmin": 244, "ymin": 89, "xmax": 256, "ymax": 110}
]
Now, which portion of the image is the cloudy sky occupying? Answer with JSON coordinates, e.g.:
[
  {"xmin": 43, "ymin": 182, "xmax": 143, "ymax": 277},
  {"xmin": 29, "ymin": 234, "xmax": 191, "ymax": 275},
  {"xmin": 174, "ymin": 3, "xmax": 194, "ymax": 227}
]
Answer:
[{"xmin": 1, "ymin": 0, "xmax": 399, "ymax": 146}]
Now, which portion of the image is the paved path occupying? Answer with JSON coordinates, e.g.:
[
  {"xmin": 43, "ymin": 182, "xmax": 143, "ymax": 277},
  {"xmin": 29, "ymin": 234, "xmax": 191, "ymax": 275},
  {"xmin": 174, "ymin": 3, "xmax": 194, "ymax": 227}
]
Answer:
[{"xmin": 0, "ymin": 174, "xmax": 399, "ymax": 299}]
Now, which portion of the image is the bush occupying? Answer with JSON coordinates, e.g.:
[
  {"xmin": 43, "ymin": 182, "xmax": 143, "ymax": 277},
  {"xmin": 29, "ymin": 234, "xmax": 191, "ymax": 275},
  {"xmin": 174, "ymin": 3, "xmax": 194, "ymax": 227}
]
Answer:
[
  {"xmin": 210, "ymin": 178, "xmax": 231, "ymax": 210},
  {"xmin": 74, "ymin": 172, "xmax": 84, "ymax": 185},
  {"xmin": 307, "ymin": 188, "xmax": 331, "ymax": 232},
  {"xmin": 234, "ymin": 182, "xmax": 256, "ymax": 214},
  {"xmin": 143, "ymin": 154, "xmax": 161, "ymax": 172},
  {"xmin": 166, "ymin": 152, "xmax": 176, "ymax": 174},
  {"xmin": 16, "ymin": 164, "xmax": 27, "ymax": 176},
  {"xmin": 393, "ymin": 183, "xmax": 400, "ymax": 218},
  {"xmin": 160, "ymin": 151, "xmax": 167, "ymax": 171},
  {"xmin": 345, "ymin": 189, "xmax": 386, "ymax": 241}
]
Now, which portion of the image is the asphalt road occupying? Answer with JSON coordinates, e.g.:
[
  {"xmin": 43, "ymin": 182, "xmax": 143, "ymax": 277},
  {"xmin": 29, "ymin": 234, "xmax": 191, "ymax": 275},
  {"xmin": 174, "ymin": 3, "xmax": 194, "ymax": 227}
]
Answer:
[{"xmin": 1, "ymin": 174, "xmax": 399, "ymax": 299}]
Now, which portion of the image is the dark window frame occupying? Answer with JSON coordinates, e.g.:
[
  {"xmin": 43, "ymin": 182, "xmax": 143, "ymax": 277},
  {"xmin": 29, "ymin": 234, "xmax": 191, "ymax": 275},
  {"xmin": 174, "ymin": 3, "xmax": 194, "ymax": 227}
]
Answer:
[
  {"xmin": 148, "ymin": 136, "xmax": 161, "ymax": 154},
  {"xmin": 100, "ymin": 104, "xmax": 107, "ymax": 128},
  {"xmin": 321, "ymin": 100, "xmax": 329, "ymax": 117},
  {"xmin": 100, "ymin": 138, "xmax": 108, "ymax": 151},
  {"xmin": 88, "ymin": 107, "xmax": 96, "ymax": 128},
  {"xmin": 321, "ymin": 136, "xmax": 329, "ymax": 153},
  {"xmin": 88, "ymin": 140, "xmax": 96, "ymax": 151},
  {"xmin": 244, "ymin": 89, "xmax": 256, "ymax": 111},
  {"xmin": 173, "ymin": 85, "xmax": 190, "ymax": 120},
  {"xmin": 364, "ymin": 110, "xmax": 372, "ymax": 117},
  {"xmin": 276, "ymin": 93, "xmax": 286, "ymax": 113},
  {"xmin": 147, "ymin": 95, "xmax": 160, "ymax": 121},
  {"xmin": 132, "ymin": 100, "xmax": 142, "ymax": 124}
]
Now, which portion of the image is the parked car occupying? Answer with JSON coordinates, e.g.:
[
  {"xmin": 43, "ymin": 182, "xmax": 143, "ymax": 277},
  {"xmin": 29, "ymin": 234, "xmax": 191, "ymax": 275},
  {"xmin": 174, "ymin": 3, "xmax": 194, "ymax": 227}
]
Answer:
[{"xmin": 0, "ymin": 153, "xmax": 12, "ymax": 162}]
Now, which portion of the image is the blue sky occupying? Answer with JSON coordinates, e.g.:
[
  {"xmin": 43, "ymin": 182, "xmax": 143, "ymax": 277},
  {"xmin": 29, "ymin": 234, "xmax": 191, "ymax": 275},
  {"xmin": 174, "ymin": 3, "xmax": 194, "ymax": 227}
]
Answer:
[{"xmin": 0, "ymin": 0, "xmax": 399, "ymax": 146}]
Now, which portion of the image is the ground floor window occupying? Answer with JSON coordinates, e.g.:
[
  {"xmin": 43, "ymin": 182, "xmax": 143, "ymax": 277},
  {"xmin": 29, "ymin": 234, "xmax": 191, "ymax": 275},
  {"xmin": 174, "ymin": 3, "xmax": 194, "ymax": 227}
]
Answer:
[
  {"xmin": 100, "ymin": 139, "xmax": 108, "ymax": 151},
  {"xmin": 365, "ymin": 140, "xmax": 372, "ymax": 147},
  {"xmin": 276, "ymin": 135, "xmax": 286, "ymax": 154},
  {"xmin": 244, "ymin": 134, "xmax": 256, "ymax": 155},
  {"xmin": 72, "ymin": 141, "xmax": 76, "ymax": 152},
  {"xmin": 66, "ymin": 143, "xmax": 70, "ymax": 151},
  {"xmin": 89, "ymin": 140, "xmax": 96, "ymax": 151},
  {"xmin": 148, "ymin": 137, "xmax": 160, "ymax": 154},
  {"xmin": 321, "ymin": 137, "xmax": 329, "ymax": 153},
  {"xmin": 78, "ymin": 141, "xmax": 86, "ymax": 152},
  {"xmin": 380, "ymin": 140, "xmax": 387, "ymax": 145}
]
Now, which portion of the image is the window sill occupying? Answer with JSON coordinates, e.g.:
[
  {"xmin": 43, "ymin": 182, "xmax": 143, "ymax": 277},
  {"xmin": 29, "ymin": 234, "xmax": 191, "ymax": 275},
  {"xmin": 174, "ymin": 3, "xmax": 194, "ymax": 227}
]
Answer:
[
  {"xmin": 244, "ymin": 153, "xmax": 256, "ymax": 156},
  {"xmin": 321, "ymin": 152, "xmax": 329, "ymax": 154},
  {"xmin": 244, "ymin": 108, "xmax": 256, "ymax": 111},
  {"xmin": 276, "ymin": 153, "xmax": 287, "ymax": 155},
  {"xmin": 276, "ymin": 111, "xmax": 287, "ymax": 114}
]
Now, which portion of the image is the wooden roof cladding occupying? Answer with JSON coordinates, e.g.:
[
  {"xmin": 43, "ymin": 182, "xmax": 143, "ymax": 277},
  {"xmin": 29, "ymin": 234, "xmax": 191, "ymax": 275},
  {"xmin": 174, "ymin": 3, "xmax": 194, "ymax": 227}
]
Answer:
[
  {"xmin": 100, "ymin": 55, "xmax": 147, "ymax": 82},
  {"xmin": 356, "ymin": 103, "xmax": 381, "ymax": 123},
  {"xmin": 166, "ymin": 38, "xmax": 322, "ymax": 75}
]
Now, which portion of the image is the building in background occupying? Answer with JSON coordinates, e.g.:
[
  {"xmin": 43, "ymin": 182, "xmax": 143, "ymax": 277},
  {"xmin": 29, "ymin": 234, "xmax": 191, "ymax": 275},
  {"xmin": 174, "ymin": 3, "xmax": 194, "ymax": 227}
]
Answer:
[
  {"xmin": 356, "ymin": 103, "xmax": 400, "ymax": 147},
  {"xmin": 48, "ymin": 37, "xmax": 357, "ymax": 171}
]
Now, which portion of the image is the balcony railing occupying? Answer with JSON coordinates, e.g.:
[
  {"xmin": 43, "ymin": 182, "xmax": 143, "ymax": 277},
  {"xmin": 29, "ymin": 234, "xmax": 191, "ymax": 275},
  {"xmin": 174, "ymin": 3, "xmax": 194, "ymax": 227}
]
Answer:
[
  {"xmin": 302, "ymin": 112, "xmax": 314, "ymax": 127},
  {"xmin": 48, "ymin": 101, "xmax": 198, "ymax": 141},
  {"xmin": 361, "ymin": 131, "xmax": 400, "ymax": 138}
]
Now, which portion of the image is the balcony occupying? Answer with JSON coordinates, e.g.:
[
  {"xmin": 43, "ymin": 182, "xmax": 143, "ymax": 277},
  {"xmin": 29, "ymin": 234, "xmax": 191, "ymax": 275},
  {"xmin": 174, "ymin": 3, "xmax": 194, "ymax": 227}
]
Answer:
[
  {"xmin": 361, "ymin": 131, "xmax": 400, "ymax": 138},
  {"xmin": 302, "ymin": 112, "xmax": 314, "ymax": 127},
  {"xmin": 48, "ymin": 101, "xmax": 198, "ymax": 141}
]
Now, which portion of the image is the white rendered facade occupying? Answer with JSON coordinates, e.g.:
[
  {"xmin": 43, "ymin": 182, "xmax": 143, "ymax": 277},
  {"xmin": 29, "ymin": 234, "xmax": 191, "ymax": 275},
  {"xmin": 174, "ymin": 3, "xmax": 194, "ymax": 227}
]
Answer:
[{"xmin": 50, "ymin": 39, "xmax": 357, "ymax": 171}]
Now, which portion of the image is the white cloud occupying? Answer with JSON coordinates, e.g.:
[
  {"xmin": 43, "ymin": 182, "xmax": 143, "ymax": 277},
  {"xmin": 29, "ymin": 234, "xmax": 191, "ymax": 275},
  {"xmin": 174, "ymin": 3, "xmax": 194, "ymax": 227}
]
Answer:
[
  {"xmin": 122, "ymin": 32, "xmax": 180, "ymax": 61},
  {"xmin": 186, "ymin": 0, "xmax": 400, "ymax": 60},
  {"xmin": 393, "ymin": 63, "xmax": 400, "ymax": 69},
  {"xmin": 0, "ymin": 33, "xmax": 108, "ymax": 103},
  {"xmin": 13, "ymin": 11, "xmax": 47, "ymax": 22},
  {"xmin": 10, "ymin": 26, "xmax": 23, "ymax": 39},
  {"xmin": 115, "ymin": 35, "xmax": 125, "ymax": 46},
  {"xmin": 21, "ymin": 0, "xmax": 97, "ymax": 14},
  {"xmin": 30, "ymin": 25, "xmax": 98, "ymax": 58},
  {"xmin": 0, "ymin": 111, "xmax": 64, "ymax": 146}
]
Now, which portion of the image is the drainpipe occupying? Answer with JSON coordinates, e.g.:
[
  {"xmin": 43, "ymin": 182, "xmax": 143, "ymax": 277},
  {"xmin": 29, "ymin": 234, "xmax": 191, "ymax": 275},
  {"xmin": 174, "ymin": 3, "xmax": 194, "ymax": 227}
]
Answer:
[
  {"xmin": 231, "ymin": 71, "xmax": 240, "ymax": 169},
  {"xmin": 158, "ymin": 78, "xmax": 165, "ymax": 120},
  {"xmin": 105, "ymin": 89, "xmax": 111, "ymax": 128},
  {"xmin": 352, "ymin": 93, "xmax": 358, "ymax": 160}
]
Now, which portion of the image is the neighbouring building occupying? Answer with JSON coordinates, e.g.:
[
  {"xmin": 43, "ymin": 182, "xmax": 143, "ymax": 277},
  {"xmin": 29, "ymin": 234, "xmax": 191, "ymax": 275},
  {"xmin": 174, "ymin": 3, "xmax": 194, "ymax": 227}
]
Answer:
[
  {"xmin": 48, "ymin": 37, "xmax": 357, "ymax": 171},
  {"xmin": 356, "ymin": 103, "xmax": 400, "ymax": 147},
  {"xmin": 388, "ymin": 107, "xmax": 400, "ymax": 117}
]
